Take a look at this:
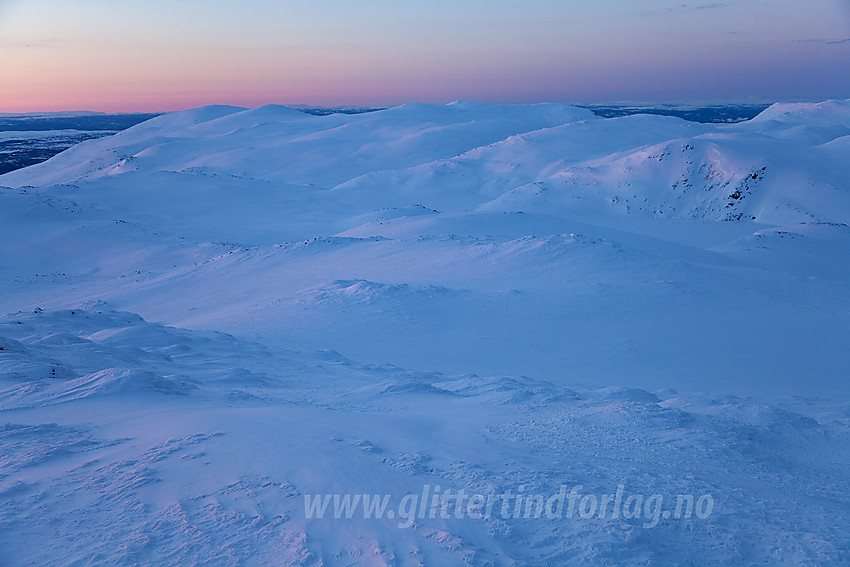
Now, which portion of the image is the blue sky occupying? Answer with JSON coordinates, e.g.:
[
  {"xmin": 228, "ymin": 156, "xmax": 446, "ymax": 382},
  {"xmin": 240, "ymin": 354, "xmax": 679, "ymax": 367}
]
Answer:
[{"xmin": 1, "ymin": 0, "xmax": 848, "ymax": 111}]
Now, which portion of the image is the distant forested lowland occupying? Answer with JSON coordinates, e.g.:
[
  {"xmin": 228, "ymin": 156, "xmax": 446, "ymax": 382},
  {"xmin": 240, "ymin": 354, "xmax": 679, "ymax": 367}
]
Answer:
[{"xmin": 0, "ymin": 114, "xmax": 160, "ymax": 175}]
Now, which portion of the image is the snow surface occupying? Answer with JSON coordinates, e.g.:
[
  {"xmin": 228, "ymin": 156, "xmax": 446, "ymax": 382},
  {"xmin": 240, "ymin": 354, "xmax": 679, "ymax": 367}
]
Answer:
[{"xmin": 1, "ymin": 101, "xmax": 849, "ymax": 565}]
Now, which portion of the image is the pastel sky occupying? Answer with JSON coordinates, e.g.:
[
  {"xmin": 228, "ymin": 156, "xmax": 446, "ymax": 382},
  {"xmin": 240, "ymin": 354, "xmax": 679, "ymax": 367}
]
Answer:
[{"xmin": 1, "ymin": 0, "xmax": 849, "ymax": 112}]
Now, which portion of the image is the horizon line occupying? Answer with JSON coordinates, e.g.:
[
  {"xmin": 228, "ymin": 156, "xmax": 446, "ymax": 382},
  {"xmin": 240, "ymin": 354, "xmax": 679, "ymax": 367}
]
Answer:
[{"xmin": 2, "ymin": 97, "xmax": 833, "ymax": 116}]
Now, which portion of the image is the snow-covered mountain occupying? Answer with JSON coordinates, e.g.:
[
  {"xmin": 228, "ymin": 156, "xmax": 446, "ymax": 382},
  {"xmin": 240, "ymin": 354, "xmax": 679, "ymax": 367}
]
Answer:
[{"xmin": 1, "ymin": 101, "xmax": 848, "ymax": 565}]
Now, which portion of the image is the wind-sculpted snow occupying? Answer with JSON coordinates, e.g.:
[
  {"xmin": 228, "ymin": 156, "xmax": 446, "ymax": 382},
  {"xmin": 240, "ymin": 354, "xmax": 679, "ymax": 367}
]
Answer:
[
  {"xmin": 1, "ymin": 309, "xmax": 849, "ymax": 565},
  {"xmin": 1, "ymin": 101, "xmax": 849, "ymax": 564}
]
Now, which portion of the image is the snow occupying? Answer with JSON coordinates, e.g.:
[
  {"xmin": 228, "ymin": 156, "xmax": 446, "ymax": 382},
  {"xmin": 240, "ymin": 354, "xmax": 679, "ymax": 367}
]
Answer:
[{"xmin": 1, "ymin": 100, "xmax": 849, "ymax": 565}]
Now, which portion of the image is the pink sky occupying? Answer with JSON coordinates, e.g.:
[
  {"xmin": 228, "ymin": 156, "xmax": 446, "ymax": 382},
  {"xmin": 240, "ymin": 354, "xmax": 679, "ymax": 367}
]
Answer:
[{"xmin": 1, "ymin": 0, "xmax": 849, "ymax": 112}]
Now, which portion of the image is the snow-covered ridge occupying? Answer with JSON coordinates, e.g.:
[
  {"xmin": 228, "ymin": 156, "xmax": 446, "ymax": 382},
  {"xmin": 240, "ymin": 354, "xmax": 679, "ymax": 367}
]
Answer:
[{"xmin": 4, "ymin": 100, "xmax": 848, "ymax": 226}]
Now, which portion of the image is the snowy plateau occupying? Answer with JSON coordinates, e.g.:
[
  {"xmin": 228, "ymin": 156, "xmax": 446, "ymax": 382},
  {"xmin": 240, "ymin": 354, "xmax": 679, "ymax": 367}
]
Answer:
[{"xmin": 1, "ymin": 101, "xmax": 849, "ymax": 566}]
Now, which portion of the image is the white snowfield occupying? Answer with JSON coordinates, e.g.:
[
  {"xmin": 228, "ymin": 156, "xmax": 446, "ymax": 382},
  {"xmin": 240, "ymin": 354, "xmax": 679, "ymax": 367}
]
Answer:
[{"xmin": 1, "ymin": 101, "xmax": 849, "ymax": 565}]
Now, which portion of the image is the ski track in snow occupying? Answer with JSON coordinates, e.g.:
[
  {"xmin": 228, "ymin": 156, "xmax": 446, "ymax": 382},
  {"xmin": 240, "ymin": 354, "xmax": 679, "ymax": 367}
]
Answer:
[{"xmin": 1, "ymin": 100, "xmax": 849, "ymax": 565}]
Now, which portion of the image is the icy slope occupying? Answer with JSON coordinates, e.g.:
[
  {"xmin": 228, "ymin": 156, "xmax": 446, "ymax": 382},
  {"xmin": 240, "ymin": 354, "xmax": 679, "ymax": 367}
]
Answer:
[{"xmin": 1, "ymin": 101, "xmax": 849, "ymax": 565}]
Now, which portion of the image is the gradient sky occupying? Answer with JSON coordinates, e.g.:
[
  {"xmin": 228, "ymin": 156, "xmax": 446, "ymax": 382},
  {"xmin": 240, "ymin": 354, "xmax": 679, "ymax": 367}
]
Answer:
[{"xmin": 1, "ymin": 0, "xmax": 849, "ymax": 112}]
